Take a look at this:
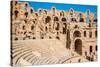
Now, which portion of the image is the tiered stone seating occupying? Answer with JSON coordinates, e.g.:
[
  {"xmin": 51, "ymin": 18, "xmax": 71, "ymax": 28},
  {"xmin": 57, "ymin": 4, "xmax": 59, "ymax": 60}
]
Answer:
[
  {"xmin": 12, "ymin": 43, "xmax": 32, "ymax": 65},
  {"xmin": 11, "ymin": 1, "xmax": 97, "ymax": 66},
  {"xmin": 12, "ymin": 39, "xmax": 88, "ymax": 65},
  {"xmin": 13, "ymin": 50, "xmax": 32, "ymax": 64}
]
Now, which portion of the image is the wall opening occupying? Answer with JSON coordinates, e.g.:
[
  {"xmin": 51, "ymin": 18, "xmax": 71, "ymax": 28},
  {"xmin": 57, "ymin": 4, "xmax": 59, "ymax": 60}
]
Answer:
[{"xmin": 75, "ymin": 39, "xmax": 82, "ymax": 55}]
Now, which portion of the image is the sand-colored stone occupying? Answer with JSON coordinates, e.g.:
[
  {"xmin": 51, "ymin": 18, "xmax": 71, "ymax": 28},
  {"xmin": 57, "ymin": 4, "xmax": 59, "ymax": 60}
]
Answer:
[{"xmin": 11, "ymin": 1, "xmax": 97, "ymax": 66}]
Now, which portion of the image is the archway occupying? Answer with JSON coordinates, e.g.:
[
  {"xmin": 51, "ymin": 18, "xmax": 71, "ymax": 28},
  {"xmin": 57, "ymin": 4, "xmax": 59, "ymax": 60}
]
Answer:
[
  {"xmin": 61, "ymin": 17, "xmax": 67, "ymax": 22},
  {"xmin": 73, "ymin": 31, "xmax": 81, "ymax": 37},
  {"xmin": 45, "ymin": 16, "xmax": 51, "ymax": 24},
  {"xmin": 63, "ymin": 23, "xmax": 67, "ymax": 34},
  {"xmin": 89, "ymin": 46, "xmax": 93, "ymax": 53},
  {"xmin": 75, "ymin": 39, "xmax": 82, "ymax": 55},
  {"xmin": 54, "ymin": 16, "xmax": 59, "ymax": 21}
]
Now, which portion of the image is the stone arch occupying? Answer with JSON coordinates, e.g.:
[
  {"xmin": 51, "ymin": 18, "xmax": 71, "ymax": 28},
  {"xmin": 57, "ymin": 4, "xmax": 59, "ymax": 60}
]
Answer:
[
  {"xmin": 73, "ymin": 30, "xmax": 81, "ymax": 37},
  {"xmin": 74, "ymin": 39, "xmax": 82, "ymax": 55},
  {"xmin": 61, "ymin": 17, "xmax": 67, "ymax": 22}
]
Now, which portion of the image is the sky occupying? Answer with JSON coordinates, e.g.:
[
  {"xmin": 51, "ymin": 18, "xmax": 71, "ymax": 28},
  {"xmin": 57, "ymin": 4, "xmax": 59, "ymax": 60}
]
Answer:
[{"xmin": 19, "ymin": 1, "xmax": 97, "ymax": 13}]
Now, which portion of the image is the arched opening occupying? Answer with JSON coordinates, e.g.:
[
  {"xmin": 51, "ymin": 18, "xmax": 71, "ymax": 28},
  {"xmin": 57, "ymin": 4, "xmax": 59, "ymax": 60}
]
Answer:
[
  {"xmin": 85, "ymin": 51, "xmax": 87, "ymax": 56},
  {"xmin": 74, "ymin": 25, "xmax": 78, "ymax": 28},
  {"xmin": 70, "ymin": 8, "xmax": 74, "ymax": 15},
  {"xmin": 45, "ymin": 26, "xmax": 47, "ymax": 32},
  {"xmin": 80, "ymin": 18, "xmax": 84, "ymax": 22},
  {"xmin": 52, "ymin": 7, "xmax": 55, "ymax": 11},
  {"xmin": 60, "ymin": 12, "xmax": 62, "ymax": 16},
  {"xmin": 14, "ymin": 10, "xmax": 19, "ymax": 18},
  {"xmin": 14, "ymin": 37, "xmax": 18, "ymax": 40},
  {"xmin": 54, "ymin": 16, "xmax": 59, "ymax": 21},
  {"xmin": 75, "ymin": 39, "xmax": 82, "ymax": 55},
  {"xmin": 89, "ymin": 46, "xmax": 93, "ymax": 54},
  {"xmin": 60, "ymin": 11, "xmax": 64, "ymax": 16},
  {"xmin": 95, "ymin": 30, "xmax": 97, "ymax": 37},
  {"xmin": 31, "ymin": 25, "xmax": 34, "ymax": 30},
  {"xmin": 63, "ymin": 23, "xmax": 67, "ymax": 34},
  {"xmin": 25, "ymin": 3, "xmax": 28, "ymax": 7},
  {"xmin": 35, "ymin": 13, "xmax": 38, "ymax": 16},
  {"xmin": 30, "ymin": 9, "xmax": 33, "ymax": 14},
  {"xmin": 87, "ymin": 9, "xmax": 90, "ymax": 16},
  {"xmin": 24, "ymin": 19, "xmax": 27, "ymax": 23},
  {"xmin": 86, "ymin": 17, "xmax": 91, "ymax": 23},
  {"xmin": 71, "ymin": 18, "xmax": 77, "ymax": 22},
  {"xmin": 15, "ymin": 1, "xmax": 18, "ymax": 5},
  {"xmin": 55, "ymin": 23, "xmax": 60, "ymax": 30},
  {"xmin": 89, "ymin": 23, "xmax": 92, "ymax": 27},
  {"xmin": 45, "ymin": 16, "xmax": 51, "ymax": 24},
  {"xmin": 73, "ymin": 31, "xmax": 81, "ymax": 37},
  {"xmin": 56, "ymin": 36, "xmax": 60, "ymax": 40},
  {"xmin": 66, "ymin": 30, "xmax": 71, "ymax": 49},
  {"xmin": 96, "ymin": 45, "xmax": 97, "ymax": 51},
  {"xmin": 89, "ymin": 31, "xmax": 92, "ymax": 38},
  {"xmin": 24, "ymin": 12, "xmax": 28, "ymax": 17},
  {"xmin": 23, "ymin": 25, "xmax": 25, "ymax": 30},
  {"xmin": 94, "ymin": 18, "xmax": 97, "ymax": 22},
  {"xmin": 39, "ymin": 9, "xmax": 42, "ymax": 14},
  {"xmin": 52, "ymin": 7, "xmax": 55, "ymax": 15},
  {"xmin": 44, "ymin": 10, "xmax": 47, "ymax": 14},
  {"xmin": 79, "ymin": 13, "xmax": 84, "ymax": 22},
  {"xmin": 84, "ymin": 31, "xmax": 86, "ymax": 37},
  {"xmin": 61, "ymin": 17, "xmax": 66, "ymax": 22}
]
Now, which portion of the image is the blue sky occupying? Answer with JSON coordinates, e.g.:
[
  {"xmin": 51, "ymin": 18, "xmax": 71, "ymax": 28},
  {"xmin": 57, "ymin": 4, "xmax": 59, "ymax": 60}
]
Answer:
[{"xmin": 19, "ymin": 1, "xmax": 97, "ymax": 13}]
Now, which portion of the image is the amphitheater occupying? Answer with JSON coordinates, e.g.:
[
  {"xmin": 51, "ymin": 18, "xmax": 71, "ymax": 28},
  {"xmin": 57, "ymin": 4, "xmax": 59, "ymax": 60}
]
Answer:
[{"xmin": 11, "ymin": 1, "xmax": 97, "ymax": 66}]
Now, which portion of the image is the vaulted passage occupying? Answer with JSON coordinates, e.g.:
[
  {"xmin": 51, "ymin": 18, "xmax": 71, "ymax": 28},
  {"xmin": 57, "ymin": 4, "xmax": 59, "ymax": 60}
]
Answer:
[{"xmin": 74, "ymin": 39, "xmax": 82, "ymax": 55}]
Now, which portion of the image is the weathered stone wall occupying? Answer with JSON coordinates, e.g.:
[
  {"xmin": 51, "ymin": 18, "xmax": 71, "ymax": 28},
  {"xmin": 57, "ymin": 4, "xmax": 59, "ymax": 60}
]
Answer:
[{"xmin": 11, "ymin": 1, "xmax": 97, "ymax": 61}]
